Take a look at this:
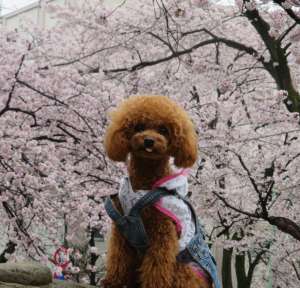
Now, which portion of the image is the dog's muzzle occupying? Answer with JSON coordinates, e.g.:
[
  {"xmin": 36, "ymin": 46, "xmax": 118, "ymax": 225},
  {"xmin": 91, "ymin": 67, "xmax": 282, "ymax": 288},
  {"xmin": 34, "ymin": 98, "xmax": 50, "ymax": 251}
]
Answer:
[{"xmin": 144, "ymin": 138, "xmax": 154, "ymax": 148}]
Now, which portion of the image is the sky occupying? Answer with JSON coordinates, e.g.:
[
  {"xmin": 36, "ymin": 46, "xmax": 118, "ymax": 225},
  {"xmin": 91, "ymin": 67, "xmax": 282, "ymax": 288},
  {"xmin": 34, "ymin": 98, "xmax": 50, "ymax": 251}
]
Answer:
[
  {"xmin": 1, "ymin": 0, "xmax": 37, "ymax": 15},
  {"xmin": 0, "ymin": 0, "xmax": 234, "ymax": 16}
]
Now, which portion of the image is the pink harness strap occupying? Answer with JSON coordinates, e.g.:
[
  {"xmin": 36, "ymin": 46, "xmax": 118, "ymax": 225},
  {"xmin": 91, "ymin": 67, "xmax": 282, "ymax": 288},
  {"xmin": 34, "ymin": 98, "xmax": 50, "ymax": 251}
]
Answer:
[
  {"xmin": 153, "ymin": 171, "xmax": 212, "ymax": 286},
  {"xmin": 152, "ymin": 169, "xmax": 189, "ymax": 188},
  {"xmin": 153, "ymin": 199, "xmax": 182, "ymax": 235},
  {"xmin": 151, "ymin": 169, "xmax": 189, "ymax": 236}
]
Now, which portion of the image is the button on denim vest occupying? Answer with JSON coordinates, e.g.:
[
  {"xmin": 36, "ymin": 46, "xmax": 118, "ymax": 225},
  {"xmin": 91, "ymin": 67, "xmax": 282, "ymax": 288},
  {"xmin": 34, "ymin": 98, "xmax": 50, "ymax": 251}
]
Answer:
[{"xmin": 105, "ymin": 187, "xmax": 221, "ymax": 288}]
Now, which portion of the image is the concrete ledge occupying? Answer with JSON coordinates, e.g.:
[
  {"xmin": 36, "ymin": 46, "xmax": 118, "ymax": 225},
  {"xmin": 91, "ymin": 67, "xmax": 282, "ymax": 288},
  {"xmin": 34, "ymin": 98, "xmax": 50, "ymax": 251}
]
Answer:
[
  {"xmin": 0, "ymin": 262, "xmax": 52, "ymax": 286},
  {"xmin": 0, "ymin": 262, "xmax": 101, "ymax": 287},
  {"xmin": 0, "ymin": 280, "xmax": 97, "ymax": 288}
]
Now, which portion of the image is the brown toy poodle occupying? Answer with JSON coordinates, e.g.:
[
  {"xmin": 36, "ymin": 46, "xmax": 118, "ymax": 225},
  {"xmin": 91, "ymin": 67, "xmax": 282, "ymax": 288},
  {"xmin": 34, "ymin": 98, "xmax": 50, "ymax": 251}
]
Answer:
[{"xmin": 102, "ymin": 95, "xmax": 211, "ymax": 288}]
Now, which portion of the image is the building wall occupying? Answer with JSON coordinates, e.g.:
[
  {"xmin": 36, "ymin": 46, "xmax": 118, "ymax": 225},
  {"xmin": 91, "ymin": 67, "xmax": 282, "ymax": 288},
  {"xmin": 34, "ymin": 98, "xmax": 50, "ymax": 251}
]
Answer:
[
  {"xmin": 0, "ymin": 0, "xmax": 61, "ymax": 30},
  {"xmin": 0, "ymin": 0, "xmax": 122, "ymax": 30}
]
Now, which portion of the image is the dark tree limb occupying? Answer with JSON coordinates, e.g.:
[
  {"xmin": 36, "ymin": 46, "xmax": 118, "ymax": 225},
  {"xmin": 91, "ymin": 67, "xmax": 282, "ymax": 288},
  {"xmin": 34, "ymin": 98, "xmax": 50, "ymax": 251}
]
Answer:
[
  {"xmin": 213, "ymin": 192, "xmax": 300, "ymax": 242},
  {"xmin": 8, "ymin": 107, "xmax": 37, "ymax": 126},
  {"xmin": 56, "ymin": 123, "xmax": 81, "ymax": 144},
  {"xmin": 16, "ymin": 79, "xmax": 67, "ymax": 106},
  {"xmin": 222, "ymin": 247, "xmax": 234, "ymax": 288},
  {"xmin": 243, "ymin": 0, "xmax": 300, "ymax": 112},
  {"xmin": 267, "ymin": 216, "xmax": 300, "ymax": 241},
  {"xmin": 0, "ymin": 241, "xmax": 17, "ymax": 263},
  {"xmin": 32, "ymin": 135, "xmax": 67, "ymax": 143},
  {"xmin": 0, "ymin": 54, "xmax": 26, "ymax": 117},
  {"xmin": 89, "ymin": 229, "xmax": 99, "ymax": 286},
  {"xmin": 102, "ymin": 30, "xmax": 262, "ymax": 74},
  {"xmin": 272, "ymin": 0, "xmax": 300, "ymax": 25}
]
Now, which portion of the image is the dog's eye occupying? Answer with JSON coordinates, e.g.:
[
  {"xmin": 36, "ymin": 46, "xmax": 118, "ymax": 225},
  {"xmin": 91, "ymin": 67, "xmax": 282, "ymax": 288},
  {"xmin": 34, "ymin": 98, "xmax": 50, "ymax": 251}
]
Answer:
[
  {"xmin": 158, "ymin": 125, "xmax": 169, "ymax": 135},
  {"xmin": 134, "ymin": 123, "xmax": 145, "ymax": 132}
]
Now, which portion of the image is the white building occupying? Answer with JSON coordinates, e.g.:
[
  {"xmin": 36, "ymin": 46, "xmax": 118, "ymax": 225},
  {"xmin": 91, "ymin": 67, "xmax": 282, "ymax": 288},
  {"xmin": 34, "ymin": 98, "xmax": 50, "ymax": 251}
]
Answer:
[
  {"xmin": 0, "ymin": 0, "xmax": 58, "ymax": 30},
  {"xmin": 0, "ymin": 0, "xmax": 121, "ymax": 30}
]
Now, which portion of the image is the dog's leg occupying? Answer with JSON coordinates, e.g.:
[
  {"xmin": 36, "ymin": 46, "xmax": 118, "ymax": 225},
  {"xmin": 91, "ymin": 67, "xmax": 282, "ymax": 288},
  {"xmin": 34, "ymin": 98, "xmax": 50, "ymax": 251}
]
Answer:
[
  {"xmin": 139, "ymin": 208, "xmax": 178, "ymax": 288},
  {"xmin": 102, "ymin": 223, "xmax": 138, "ymax": 288},
  {"xmin": 173, "ymin": 262, "xmax": 211, "ymax": 288}
]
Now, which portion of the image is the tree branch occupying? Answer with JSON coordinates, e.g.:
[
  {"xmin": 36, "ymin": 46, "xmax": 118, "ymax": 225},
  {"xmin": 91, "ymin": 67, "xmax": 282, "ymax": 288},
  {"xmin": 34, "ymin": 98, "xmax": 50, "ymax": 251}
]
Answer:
[
  {"xmin": 273, "ymin": 0, "xmax": 300, "ymax": 24},
  {"xmin": 212, "ymin": 190, "xmax": 260, "ymax": 218},
  {"xmin": 268, "ymin": 216, "xmax": 300, "ymax": 241},
  {"xmin": 0, "ymin": 54, "xmax": 26, "ymax": 117},
  {"xmin": 8, "ymin": 107, "xmax": 37, "ymax": 126},
  {"xmin": 243, "ymin": 0, "xmax": 300, "ymax": 112},
  {"xmin": 0, "ymin": 241, "xmax": 17, "ymax": 263},
  {"xmin": 100, "ymin": 26, "xmax": 264, "ymax": 74},
  {"xmin": 16, "ymin": 79, "xmax": 68, "ymax": 106}
]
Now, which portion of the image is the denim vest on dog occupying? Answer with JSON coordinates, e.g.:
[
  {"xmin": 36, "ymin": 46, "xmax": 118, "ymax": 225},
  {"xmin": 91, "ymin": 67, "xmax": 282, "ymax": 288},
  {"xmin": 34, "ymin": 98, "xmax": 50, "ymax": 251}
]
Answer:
[{"xmin": 105, "ymin": 172, "xmax": 221, "ymax": 288}]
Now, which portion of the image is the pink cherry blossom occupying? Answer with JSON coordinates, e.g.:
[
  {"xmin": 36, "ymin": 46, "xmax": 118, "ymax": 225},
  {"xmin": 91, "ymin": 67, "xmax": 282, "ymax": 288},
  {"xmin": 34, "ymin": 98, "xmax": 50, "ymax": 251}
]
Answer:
[{"xmin": 0, "ymin": 0, "xmax": 299, "ymax": 286}]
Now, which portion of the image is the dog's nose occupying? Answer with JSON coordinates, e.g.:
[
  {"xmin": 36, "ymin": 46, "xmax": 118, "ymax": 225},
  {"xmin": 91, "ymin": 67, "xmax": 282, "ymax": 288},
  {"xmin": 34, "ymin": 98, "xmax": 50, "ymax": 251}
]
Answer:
[{"xmin": 144, "ymin": 138, "xmax": 154, "ymax": 148}]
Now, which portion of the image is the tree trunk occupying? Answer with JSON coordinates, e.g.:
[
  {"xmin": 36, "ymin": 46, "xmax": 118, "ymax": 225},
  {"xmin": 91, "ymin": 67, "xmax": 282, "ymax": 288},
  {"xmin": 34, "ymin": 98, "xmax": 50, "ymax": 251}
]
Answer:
[
  {"xmin": 222, "ymin": 248, "xmax": 234, "ymax": 288},
  {"xmin": 0, "ymin": 242, "xmax": 16, "ymax": 263},
  {"xmin": 235, "ymin": 253, "xmax": 251, "ymax": 288}
]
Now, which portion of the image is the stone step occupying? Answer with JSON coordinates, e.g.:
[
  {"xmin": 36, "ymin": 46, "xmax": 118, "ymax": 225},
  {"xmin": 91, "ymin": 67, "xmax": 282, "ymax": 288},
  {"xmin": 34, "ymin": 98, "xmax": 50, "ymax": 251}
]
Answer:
[
  {"xmin": 0, "ymin": 280, "xmax": 97, "ymax": 288},
  {"xmin": 0, "ymin": 262, "xmax": 98, "ymax": 288}
]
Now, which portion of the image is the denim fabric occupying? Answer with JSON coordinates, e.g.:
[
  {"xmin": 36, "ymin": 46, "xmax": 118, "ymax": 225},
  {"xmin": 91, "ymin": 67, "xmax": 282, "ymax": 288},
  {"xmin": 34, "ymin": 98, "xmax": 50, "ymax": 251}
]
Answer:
[
  {"xmin": 176, "ymin": 195, "xmax": 221, "ymax": 288},
  {"xmin": 105, "ymin": 188, "xmax": 169, "ymax": 254},
  {"xmin": 105, "ymin": 188, "xmax": 221, "ymax": 288},
  {"xmin": 186, "ymin": 233, "xmax": 221, "ymax": 288}
]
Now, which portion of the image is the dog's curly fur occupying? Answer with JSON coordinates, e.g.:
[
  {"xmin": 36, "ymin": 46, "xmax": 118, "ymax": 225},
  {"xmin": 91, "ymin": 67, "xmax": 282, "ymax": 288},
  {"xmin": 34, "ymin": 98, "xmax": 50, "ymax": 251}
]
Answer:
[{"xmin": 102, "ymin": 95, "xmax": 210, "ymax": 288}]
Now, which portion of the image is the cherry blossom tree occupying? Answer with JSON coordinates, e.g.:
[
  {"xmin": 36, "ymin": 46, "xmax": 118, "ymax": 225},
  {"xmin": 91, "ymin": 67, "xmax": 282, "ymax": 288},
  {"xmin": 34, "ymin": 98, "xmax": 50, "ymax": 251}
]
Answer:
[
  {"xmin": 0, "ymin": 24, "xmax": 116, "ymax": 284},
  {"xmin": 0, "ymin": 0, "xmax": 299, "ymax": 287}
]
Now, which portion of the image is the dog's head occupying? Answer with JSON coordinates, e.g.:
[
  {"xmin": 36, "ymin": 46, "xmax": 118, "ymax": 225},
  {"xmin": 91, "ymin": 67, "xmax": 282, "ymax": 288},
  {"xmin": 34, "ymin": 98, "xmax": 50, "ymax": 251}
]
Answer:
[{"xmin": 104, "ymin": 95, "xmax": 198, "ymax": 168}]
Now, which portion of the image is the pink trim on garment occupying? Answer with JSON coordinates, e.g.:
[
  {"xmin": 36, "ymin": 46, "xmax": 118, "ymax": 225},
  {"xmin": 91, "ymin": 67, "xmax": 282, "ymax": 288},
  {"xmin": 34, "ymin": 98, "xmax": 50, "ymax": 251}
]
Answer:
[
  {"xmin": 190, "ymin": 265, "xmax": 211, "ymax": 286},
  {"xmin": 152, "ymin": 169, "xmax": 189, "ymax": 236},
  {"xmin": 152, "ymin": 169, "xmax": 189, "ymax": 188},
  {"xmin": 153, "ymin": 199, "xmax": 182, "ymax": 235}
]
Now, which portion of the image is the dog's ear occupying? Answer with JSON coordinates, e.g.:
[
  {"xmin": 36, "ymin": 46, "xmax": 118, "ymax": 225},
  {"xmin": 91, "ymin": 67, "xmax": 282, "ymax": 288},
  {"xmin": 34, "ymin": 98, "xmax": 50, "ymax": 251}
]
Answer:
[
  {"xmin": 104, "ymin": 122, "xmax": 129, "ymax": 162},
  {"xmin": 172, "ymin": 120, "xmax": 198, "ymax": 168}
]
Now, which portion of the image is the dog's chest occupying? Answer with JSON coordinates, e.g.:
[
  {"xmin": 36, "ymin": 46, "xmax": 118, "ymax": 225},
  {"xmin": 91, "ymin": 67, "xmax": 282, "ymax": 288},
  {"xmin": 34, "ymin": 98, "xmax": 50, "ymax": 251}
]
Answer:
[{"xmin": 117, "ymin": 176, "xmax": 196, "ymax": 251}]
